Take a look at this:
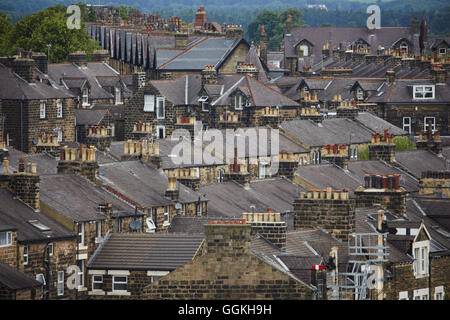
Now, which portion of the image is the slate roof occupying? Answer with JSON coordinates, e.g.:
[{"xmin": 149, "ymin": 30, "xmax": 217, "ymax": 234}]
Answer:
[
  {"xmin": 87, "ymin": 233, "xmax": 204, "ymax": 271},
  {"xmin": 39, "ymin": 174, "xmax": 137, "ymax": 222},
  {"xmin": 285, "ymin": 26, "xmax": 418, "ymax": 67},
  {"xmin": 0, "ymin": 260, "xmax": 42, "ymax": 290},
  {"xmin": 355, "ymin": 112, "xmax": 408, "ymax": 136},
  {"xmin": 245, "ymin": 45, "xmax": 269, "ymax": 83},
  {"xmin": 157, "ymin": 38, "xmax": 247, "ymax": 71},
  {"xmin": 2, "ymin": 147, "xmax": 57, "ymax": 175},
  {"xmin": 280, "ymin": 118, "xmax": 373, "ymax": 147},
  {"xmin": 295, "ymin": 160, "xmax": 419, "ymax": 194},
  {"xmin": 168, "ymin": 216, "xmax": 244, "ymax": 234},
  {"xmin": 75, "ymin": 109, "xmax": 109, "ymax": 126},
  {"xmin": 0, "ymin": 64, "xmax": 74, "ymax": 100},
  {"xmin": 0, "ymin": 189, "xmax": 75, "ymax": 243},
  {"xmin": 199, "ymin": 178, "xmax": 306, "ymax": 217},
  {"xmin": 276, "ymin": 255, "xmax": 323, "ymax": 284},
  {"xmin": 394, "ymin": 149, "xmax": 448, "ymax": 177},
  {"xmin": 97, "ymin": 161, "xmax": 205, "ymax": 207}
]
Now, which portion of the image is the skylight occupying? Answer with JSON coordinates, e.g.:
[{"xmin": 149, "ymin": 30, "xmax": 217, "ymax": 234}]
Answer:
[{"xmin": 28, "ymin": 220, "xmax": 51, "ymax": 232}]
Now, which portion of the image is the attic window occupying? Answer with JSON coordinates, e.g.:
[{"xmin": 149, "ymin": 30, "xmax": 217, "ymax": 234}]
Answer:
[
  {"xmin": 0, "ymin": 231, "xmax": 12, "ymax": 247},
  {"xmin": 28, "ymin": 220, "xmax": 51, "ymax": 232},
  {"xmin": 82, "ymin": 88, "xmax": 89, "ymax": 106},
  {"xmin": 234, "ymin": 95, "xmax": 243, "ymax": 110},
  {"xmin": 356, "ymin": 87, "xmax": 364, "ymax": 100},
  {"xmin": 438, "ymin": 48, "xmax": 447, "ymax": 56},
  {"xmin": 414, "ymin": 85, "xmax": 435, "ymax": 99},
  {"xmin": 198, "ymin": 96, "xmax": 209, "ymax": 102},
  {"xmin": 199, "ymin": 96, "xmax": 209, "ymax": 111}
]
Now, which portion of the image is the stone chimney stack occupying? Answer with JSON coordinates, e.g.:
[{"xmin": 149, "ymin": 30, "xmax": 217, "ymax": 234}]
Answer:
[
  {"xmin": 386, "ymin": 68, "xmax": 395, "ymax": 84},
  {"xmin": 98, "ymin": 202, "xmax": 114, "ymax": 233},
  {"xmin": 225, "ymin": 148, "xmax": 250, "ymax": 187},
  {"xmin": 321, "ymin": 144, "xmax": 349, "ymax": 170},
  {"xmin": 294, "ymin": 188, "xmax": 355, "ymax": 241},
  {"xmin": 236, "ymin": 63, "xmax": 258, "ymax": 79},
  {"xmin": 201, "ymin": 65, "xmax": 218, "ymax": 86},
  {"xmin": 336, "ymin": 100, "xmax": 358, "ymax": 120},
  {"xmin": 165, "ymin": 174, "xmax": 179, "ymax": 202},
  {"xmin": 286, "ymin": 14, "xmax": 292, "ymax": 35},
  {"xmin": 369, "ymin": 129, "xmax": 396, "ymax": 162},
  {"xmin": 411, "ymin": 17, "xmax": 419, "ymax": 35},
  {"xmin": 417, "ymin": 121, "xmax": 442, "ymax": 155},
  {"xmin": 12, "ymin": 58, "xmax": 36, "ymax": 83},
  {"xmin": 132, "ymin": 71, "xmax": 146, "ymax": 92},
  {"xmin": 431, "ymin": 64, "xmax": 447, "ymax": 84},
  {"xmin": 419, "ymin": 171, "xmax": 450, "ymax": 197},
  {"xmin": 354, "ymin": 174, "xmax": 406, "ymax": 216},
  {"xmin": 1, "ymin": 157, "xmax": 40, "ymax": 210},
  {"xmin": 204, "ymin": 220, "xmax": 251, "ymax": 257},
  {"xmin": 278, "ymin": 152, "xmax": 300, "ymax": 180},
  {"xmin": 31, "ymin": 52, "xmax": 48, "ymax": 75},
  {"xmin": 260, "ymin": 25, "xmax": 267, "ymax": 65},
  {"xmin": 243, "ymin": 209, "xmax": 286, "ymax": 250},
  {"xmin": 174, "ymin": 31, "xmax": 188, "ymax": 50},
  {"xmin": 92, "ymin": 50, "xmax": 110, "ymax": 63},
  {"xmin": 68, "ymin": 51, "xmax": 88, "ymax": 67},
  {"xmin": 57, "ymin": 144, "xmax": 99, "ymax": 181}
]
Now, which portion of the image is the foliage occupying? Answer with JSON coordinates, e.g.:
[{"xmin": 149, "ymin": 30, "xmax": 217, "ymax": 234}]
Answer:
[
  {"xmin": 0, "ymin": 13, "xmax": 13, "ymax": 56},
  {"xmin": 358, "ymin": 146, "xmax": 370, "ymax": 161},
  {"xmin": 393, "ymin": 136, "xmax": 416, "ymax": 151},
  {"xmin": 248, "ymin": 8, "xmax": 306, "ymax": 50},
  {"xmin": 1, "ymin": 5, "xmax": 100, "ymax": 62}
]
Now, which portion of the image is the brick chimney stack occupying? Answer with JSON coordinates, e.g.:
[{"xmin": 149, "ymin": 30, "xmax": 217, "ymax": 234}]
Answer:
[
  {"xmin": 31, "ymin": 52, "xmax": 48, "ymax": 74},
  {"xmin": 175, "ymin": 31, "xmax": 188, "ymax": 50},
  {"xmin": 68, "ymin": 51, "xmax": 88, "ymax": 67},
  {"xmin": 204, "ymin": 220, "xmax": 251, "ymax": 256},
  {"xmin": 12, "ymin": 58, "xmax": 36, "ymax": 83},
  {"xmin": 165, "ymin": 174, "xmax": 179, "ymax": 202},
  {"xmin": 321, "ymin": 144, "xmax": 349, "ymax": 170},
  {"xmin": 416, "ymin": 120, "xmax": 442, "ymax": 155},
  {"xmin": 386, "ymin": 68, "xmax": 395, "ymax": 84},
  {"xmin": 201, "ymin": 65, "xmax": 218, "ymax": 86},
  {"xmin": 57, "ymin": 144, "xmax": 99, "ymax": 181},
  {"xmin": 369, "ymin": 129, "xmax": 396, "ymax": 162},
  {"xmin": 260, "ymin": 25, "xmax": 267, "ymax": 65},
  {"xmin": 294, "ymin": 188, "xmax": 355, "ymax": 241},
  {"xmin": 354, "ymin": 174, "xmax": 406, "ymax": 216}
]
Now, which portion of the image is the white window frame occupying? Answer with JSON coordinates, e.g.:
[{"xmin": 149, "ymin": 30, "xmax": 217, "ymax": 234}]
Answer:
[
  {"xmin": 399, "ymin": 291, "xmax": 409, "ymax": 300},
  {"xmin": 115, "ymin": 87, "xmax": 122, "ymax": 105},
  {"xmin": 300, "ymin": 44, "xmax": 309, "ymax": 57},
  {"xmin": 0, "ymin": 231, "xmax": 12, "ymax": 247},
  {"xmin": 82, "ymin": 88, "xmax": 89, "ymax": 106},
  {"xmin": 57, "ymin": 271, "xmax": 64, "ymax": 296},
  {"xmin": 234, "ymin": 95, "xmax": 243, "ymax": 110},
  {"xmin": 438, "ymin": 48, "xmax": 446, "ymax": 57},
  {"xmin": 78, "ymin": 223, "xmax": 85, "ymax": 247},
  {"xmin": 40, "ymin": 101, "xmax": 46, "ymax": 119},
  {"xmin": 259, "ymin": 162, "xmax": 267, "ymax": 179},
  {"xmin": 144, "ymin": 94, "xmax": 155, "ymax": 112},
  {"xmin": 424, "ymin": 117, "xmax": 436, "ymax": 133},
  {"xmin": 413, "ymin": 240, "xmax": 429, "ymax": 278},
  {"xmin": 92, "ymin": 275, "xmax": 103, "ymax": 291},
  {"xmin": 403, "ymin": 117, "xmax": 411, "ymax": 134},
  {"xmin": 96, "ymin": 221, "xmax": 101, "ymax": 239},
  {"xmin": 23, "ymin": 245, "xmax": 28, "ymax": 265},
  {"xmin": 434, "ymin": 286, "xmax": 445, "ymax": 300},
  {"xmin": 47, "ymin": 243, "xmax": 53, "ymax": 257},
  {"xmin": 156, "ymin": 97, "xmax": 165, "ymax": 119},
  {"xmin": 163, "ymin": 206, "xmax": 170, "ymax": 226},
  {"xmin": 56, "ymin": 100, "xmax": 63, "ymax": 118},
  {"xmin": 413, "ymin": 288, "xmax": 429, "ymax": 300},
  {"xmin": 112, "ymin": 275, "xmax": 128, "ymax": 292},
  {"xmin": 77, "ymin": 259, "xmax": 84, "ymax": 288},
  {"xmin": 157, "ymin": 125, "xmax": 165, "ymax": 139},
  {"xmin": 57, "ymin": 127, "xmax": 63, "ymax": 143},
  {"xmin": 356, "ymin": 87, "xmax": 364, "ymax": 100},
  {"xmin": 414, "ymin": 85, "xmax": 435, "ymax": 100}
]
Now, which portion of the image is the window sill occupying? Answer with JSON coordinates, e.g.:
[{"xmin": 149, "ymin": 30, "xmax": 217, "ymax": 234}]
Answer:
[
  {"xmin": 88, "ymin": 290, "xmax": 106, "ymax": 295},
  {"xmin": 414, "ymin": 273, "xmax": 429, "ymax": 279},
  {"xmin": 77, "ymin": 286, "xmax": 87, "ymax": 292},
  {"xmin": 107, "ymin": 291, "xmax": 131, "ymax": 296},
  {"xmin": 163, "ymin": 221, "xmax": 171, "ymax": 227},
  {"xmin": 78, "ymin": 244, "xmax": 88, "ymax": 251}
]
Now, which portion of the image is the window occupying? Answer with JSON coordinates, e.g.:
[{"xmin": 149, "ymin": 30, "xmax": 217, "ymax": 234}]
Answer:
[
  {"xmin": 414, "ymin": 85, "xmax": 435, "ymax": 99},
  {"xmin": 259, "ymin": 162, "xmax": 267, "ymax": 179},
  {"xmin": 413, "ymin": 241, "xmax": 429, "ymax": 278},
  {"xmin": 57, "ymin": 128, "xmax": 63, "ymax": 143},
  {"xmin": 157, "ymin": 126, "xmax": 165, "ymax": 139},
  {"xmin": 217, "ymin": 169, "xmax": 224, "ymax": 183},
  {"xmin": 403, "ymin": 117, "xmax": 411, "ymax": 134},
  {"xmin": 400, "ymin": 44, "xmax": 408, "ymax": 55},
  {"xmin": 151, "ymin": 276, "xmax": 162, "ymax": 283},
  {"xmin": 163, "ymin": 206, "xmax": 170, "ymax": 225},
  {"xmin": 234, "ymin": 95, "xmax": 243, "ymax": 110},
  {"xmin": 356, "ymin": 87, "xmax": 364, "ymax": 100},
  {"xmin": 78, "ymin": 223, "xmax": 84, "ymax": 246},
  {"xmin": 300, "ymin": 45, "xmax": 309, "ymax": 57},
  {"xmin": 0, "ymin": 231, "xmax": 12, "ymax": 247},
  {"xmin": 46, "ymin": 243, "xmax": 53, "ymax": 257},
  {"xmin": 196, "ymin": 203, "xmax": 202, "ymax": 216},
  {"xmin": 112, "ymin": 276, "xmax": 127, "ymax": 291},
  {"xmin": 156, "ymin": 97, "xmax": 165, "ymax": 119},
  {"xmin": 350, "ymin": 147, "xmax": 358, "ymax": 160},
  {"xmin": 434, "ymin": 286, "xmax": 445, "ymax": 300},
  {"xmin": 82, "ymin": 88, "xmax": 89, "ymax": 106},
  {"xmin": 56, "ymin": 100, "xmax": 63, "ymax": 118},
  {"xmin": 115, "ymin": 87, "xmax": 122, "ymax": 105},
  {"xmin": 36, "ymin": 274, "xmax": 46, "ymax": 285},
  {"xmin": 413, "ymin": 288, "xmax": 429, "ymax": 300},
  {"xmin": 424, "ymin": 117, "xmax": 436, "ymax": 133},
  {"xmin": 399, "ymin": 291, "xmax": 409, "ymax": 300},
  {"xmin": 76, "ymin": 260, "xmax": 84, "ymax": 288},
  {"xmin": 92, "ymin": 275, "xmax": 103, "ymax": 291},
  {"xmin": 115, "ymin": 218, "xmax": 121, "ymax": 232},
  {"xmin": 312, "ymin": 151, "xmax": 320, "ymax": 164},
  {"xmin": 40, "ymin": 101, "xmax": 46, "ymax": 119},
  {"xmin": 57, "ymin": 271, "xmax": 64, "ymax": 296},
  {"xmin": 199, "ymin": 96, "xmax": 209, "ymax": 111},
  {"xmin": 95, "ymin": 221, "xmax": 101, "ymax": 239},
  {"xmin": 23, "ymin": 245, "xmax": 28, "ymax": 265},
  {"xmin": 438, "ymin": 48, "xmax": 447, "ymax": 57},
  {"xmin": 144, "ymin": 94, "xmax": 155, "ymax": 112}
]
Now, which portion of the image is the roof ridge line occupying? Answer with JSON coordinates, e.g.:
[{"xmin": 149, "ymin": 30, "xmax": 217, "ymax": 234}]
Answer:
[{"xmin": 157, "ymin": 37, "xmax": 209, "ymax": 70}]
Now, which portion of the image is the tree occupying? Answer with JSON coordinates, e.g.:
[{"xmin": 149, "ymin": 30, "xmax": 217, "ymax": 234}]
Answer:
[
  {"xmin": 0, "ymin": 13, "xmax": 13, "ymax": 56},
  {"xmin": 7, "ymin": 5, "xmax": 100, "ymax": 63}
]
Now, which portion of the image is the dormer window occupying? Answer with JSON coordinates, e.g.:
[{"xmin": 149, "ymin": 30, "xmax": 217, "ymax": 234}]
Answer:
[
  {"xmin": 414, "ymin": 85, "xmax": 435, "ymax": 99},
  {"xmin": 82, "ymin": 88, "xmax": 89, "ymax": 106},
  {"xmin": 199, "ymin": 96, "xmax": 209, "ymax": 111},
  {"xmin": 356, "ymin": 87, "xmax": 364, "ymax": 100},
  {"xmin": 438, "ymin": 48, "xmax": 447, "ymax": 57},
  {"xmin": 400, "ymin": 44, "xmax": 408, "ymax": 55},
  {"xmin": 115, "ymin": 87, "xmax": 122, "ymax": 105},
  {"xmin": 234, "ymin": 95, "xmax": 243, "ymax": 110},
  {"xmin": 413, "ymin": 240, "xmax": 429, "ymax": 278}
]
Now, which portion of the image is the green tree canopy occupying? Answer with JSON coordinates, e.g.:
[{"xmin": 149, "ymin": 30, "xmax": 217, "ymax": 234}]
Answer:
[
  {"xmin": 247, "ymin": 8, "xmax": 306, "ymax": 51},
  {"xmin": 2, "ymin": 5, "xmax": 100, "ymax": 62}
]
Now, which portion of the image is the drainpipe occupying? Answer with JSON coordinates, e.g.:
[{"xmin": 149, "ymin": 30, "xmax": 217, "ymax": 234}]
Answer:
[
  {"xmin": 43, "ymin": 242, "xmax": 51, "ymax": 300},
  {"xmin": 428, "ymin": 251, "xmax": 431, "ymax": 300}
]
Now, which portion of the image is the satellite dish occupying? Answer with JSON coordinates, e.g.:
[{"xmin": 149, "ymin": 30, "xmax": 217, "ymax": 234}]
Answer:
[
  {"xmin": 32, "ymin": 138, "xmax": 38, "ymax": 145},
  {"xmin": 175, "ymin": 203, "xmax": 182, "ymax": 210},
  {"xmin": 130, "ymin": 219, "xmax": 142, "ymax": 231}
]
